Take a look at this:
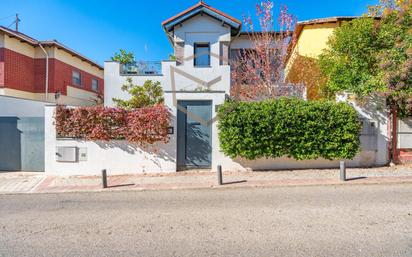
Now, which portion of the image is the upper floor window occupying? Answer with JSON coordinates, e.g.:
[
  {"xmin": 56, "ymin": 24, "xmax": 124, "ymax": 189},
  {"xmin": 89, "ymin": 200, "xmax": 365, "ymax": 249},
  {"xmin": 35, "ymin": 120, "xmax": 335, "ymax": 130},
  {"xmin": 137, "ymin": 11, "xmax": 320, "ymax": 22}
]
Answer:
[
  {"xmin": 91, "ymin": 79, "xmax": 99, "ymax": 92},
  {"xmin": 194, "ymin": 43, "xmax": 210, "ymax": 67},
  {"xmin": 72, "ymin": 71, "xmax": 82, "ymax": 86}
]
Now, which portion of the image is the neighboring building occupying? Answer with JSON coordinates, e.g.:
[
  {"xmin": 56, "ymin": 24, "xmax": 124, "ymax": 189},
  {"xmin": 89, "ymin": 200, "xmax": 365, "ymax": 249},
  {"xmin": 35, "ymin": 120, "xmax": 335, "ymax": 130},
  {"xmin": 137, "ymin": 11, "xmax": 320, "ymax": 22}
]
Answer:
[
  {"xmin": 45, "ymin": 2, "xmax": 389, "ymax": 176},
  {"xmin": 0, "ymin": 26, "xmax": 103, "ymax": 106},
  {"xmin": 285, "ymin": 17, "xmax": 358, "ymax": 99}
]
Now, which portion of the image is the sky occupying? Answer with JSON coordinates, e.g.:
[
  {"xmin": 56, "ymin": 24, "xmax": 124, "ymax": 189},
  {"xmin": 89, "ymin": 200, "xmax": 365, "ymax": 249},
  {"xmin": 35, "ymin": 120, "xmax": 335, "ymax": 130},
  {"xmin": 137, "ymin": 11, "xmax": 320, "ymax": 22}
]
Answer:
[{"xmin": 1, "ymin": 0, "xmax": 378, "ymax": 65}]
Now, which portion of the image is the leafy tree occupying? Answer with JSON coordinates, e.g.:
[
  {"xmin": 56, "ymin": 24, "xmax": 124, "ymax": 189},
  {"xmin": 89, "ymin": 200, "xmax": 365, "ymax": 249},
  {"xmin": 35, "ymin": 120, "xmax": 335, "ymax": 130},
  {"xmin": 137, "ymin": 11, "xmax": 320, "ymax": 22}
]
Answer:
[
  {"xmin": 319, "ymin": 0, "xmax": 412, "ymax": 115},
  {"xmin": 375, "ymin": 0, "xmax": 412, "ymax": 116},
  {"xmin": 318, "ymin": 17, "xmax": 384, "ymax": 97},
  {"xmin": 111, "ymin": 49, "xmax": 135, "ymax": 64},
  {"xmin": 112, "ymin": 78, "xmax": 164, "ymax": 110}
]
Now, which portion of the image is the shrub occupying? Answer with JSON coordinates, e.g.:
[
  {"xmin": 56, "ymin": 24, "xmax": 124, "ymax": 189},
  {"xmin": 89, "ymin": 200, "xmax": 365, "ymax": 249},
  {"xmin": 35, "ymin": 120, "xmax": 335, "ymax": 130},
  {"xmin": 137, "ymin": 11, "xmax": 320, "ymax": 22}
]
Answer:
[
  {"xmin": 112, "ymin": 79, "xmax": 164, "ymax": 110},
  {"xmin": 55, "ymin": 105, "xmax": 170, "ymax": 145},
  {"xmin": 217, "ymin": 98, "xmax": 362, "ymax": 160}
]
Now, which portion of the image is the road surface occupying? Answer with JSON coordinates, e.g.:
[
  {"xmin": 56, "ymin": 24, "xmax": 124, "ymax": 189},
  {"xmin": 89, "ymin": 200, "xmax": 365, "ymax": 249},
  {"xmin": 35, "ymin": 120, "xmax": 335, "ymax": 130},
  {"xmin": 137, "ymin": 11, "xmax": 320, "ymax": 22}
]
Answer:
[{"xmin": 1, "ymin": 184, "xmax": 411, "ymax": 257}]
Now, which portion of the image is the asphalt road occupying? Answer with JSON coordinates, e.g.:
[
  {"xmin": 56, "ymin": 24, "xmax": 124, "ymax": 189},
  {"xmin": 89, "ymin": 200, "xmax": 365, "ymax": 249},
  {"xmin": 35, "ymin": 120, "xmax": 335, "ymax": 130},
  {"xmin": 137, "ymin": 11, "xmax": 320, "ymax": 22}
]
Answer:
[{"xmin": 0, "ymin": 184, "xmax": 411, "ymax": 257}]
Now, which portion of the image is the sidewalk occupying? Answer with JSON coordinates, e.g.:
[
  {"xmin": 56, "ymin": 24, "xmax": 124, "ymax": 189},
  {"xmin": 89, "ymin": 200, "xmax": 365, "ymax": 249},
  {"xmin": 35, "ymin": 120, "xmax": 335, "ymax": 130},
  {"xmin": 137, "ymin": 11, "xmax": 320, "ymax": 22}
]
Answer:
[{"xmin": 1, "ymin": 165, "xmax": 412, "ymax": 194}]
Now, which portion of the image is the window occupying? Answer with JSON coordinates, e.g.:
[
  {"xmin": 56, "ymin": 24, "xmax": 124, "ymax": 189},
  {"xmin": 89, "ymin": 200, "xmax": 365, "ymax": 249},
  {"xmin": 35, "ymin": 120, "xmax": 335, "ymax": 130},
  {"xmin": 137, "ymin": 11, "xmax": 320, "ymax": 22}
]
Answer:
[
  {"xmin": 194, "ymin": 43, "xmax": 210, "ymax": 67},
  {"xmin": 91, "ymin": 79, "xmax": 99, "ymax": 92},
  {"xmin": 72, "ymin": 71, "xmax": 82, "ymax": 86}
]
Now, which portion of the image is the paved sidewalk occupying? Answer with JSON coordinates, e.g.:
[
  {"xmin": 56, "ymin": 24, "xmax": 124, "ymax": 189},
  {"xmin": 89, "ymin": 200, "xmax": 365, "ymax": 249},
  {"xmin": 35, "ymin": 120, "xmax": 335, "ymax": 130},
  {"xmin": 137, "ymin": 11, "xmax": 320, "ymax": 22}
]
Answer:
[
  {"xmin": 1, "ymin": 165, "xmax": 412, "ymax": 194},
  {"xmin": 0, "ymin": 172, "xmax": 45, "ymax": 193}
]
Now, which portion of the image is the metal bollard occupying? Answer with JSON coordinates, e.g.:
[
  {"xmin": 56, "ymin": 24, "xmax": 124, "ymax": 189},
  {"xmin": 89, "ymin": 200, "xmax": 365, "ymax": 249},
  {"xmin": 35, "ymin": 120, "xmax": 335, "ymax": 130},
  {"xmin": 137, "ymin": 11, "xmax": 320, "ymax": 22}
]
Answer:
[
  {"xmin": 340, "ymin": 161, "xmax": 346, "ymax": 181},
  {"xmin": 102, "ymin": 169, "xmax": 108, "ymax": 188},
  {"xmin": 217, "ymin": 165, "xmax": 223, "ymax": 185}
]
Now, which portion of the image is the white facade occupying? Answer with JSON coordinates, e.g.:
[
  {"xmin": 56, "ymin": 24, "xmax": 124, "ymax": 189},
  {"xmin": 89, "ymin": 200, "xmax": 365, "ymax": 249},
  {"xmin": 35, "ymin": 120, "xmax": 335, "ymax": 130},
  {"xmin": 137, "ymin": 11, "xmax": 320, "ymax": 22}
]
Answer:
[{"xmin": 43, "ymin": 4, "xmax": 390, "ymax": 175}]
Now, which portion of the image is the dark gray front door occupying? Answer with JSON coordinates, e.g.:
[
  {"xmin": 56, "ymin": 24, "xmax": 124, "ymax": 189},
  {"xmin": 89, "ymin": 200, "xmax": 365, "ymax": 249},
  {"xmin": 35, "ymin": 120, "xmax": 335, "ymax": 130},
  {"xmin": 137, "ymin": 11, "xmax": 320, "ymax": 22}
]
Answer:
[{"xmin": 177, "ymin": 100, "xmax": 212, "ymax": 170}]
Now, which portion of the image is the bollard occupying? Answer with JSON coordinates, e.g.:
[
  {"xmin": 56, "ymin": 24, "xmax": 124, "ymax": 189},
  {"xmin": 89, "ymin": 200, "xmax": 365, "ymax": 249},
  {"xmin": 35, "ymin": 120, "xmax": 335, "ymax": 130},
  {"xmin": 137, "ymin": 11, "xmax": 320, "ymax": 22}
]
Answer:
[
  {"xmin": 340, "ymin": 161, "xmax": 346, "ymax": 181},
  {"xmin": 217, "ymin": 165, "xmax": 223, "ymax": 185},
  {"xmin": 102, "ymin": 169, "xmax": 108, "ymax": 188}
]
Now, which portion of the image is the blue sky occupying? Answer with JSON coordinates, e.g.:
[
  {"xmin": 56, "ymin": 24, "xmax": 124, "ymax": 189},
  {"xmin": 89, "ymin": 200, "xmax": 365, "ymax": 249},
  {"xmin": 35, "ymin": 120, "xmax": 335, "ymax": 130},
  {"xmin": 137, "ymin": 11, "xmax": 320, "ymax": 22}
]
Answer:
[{"xmin": 2, "ymin": 0, "xmax": 378, "ymax": 65}]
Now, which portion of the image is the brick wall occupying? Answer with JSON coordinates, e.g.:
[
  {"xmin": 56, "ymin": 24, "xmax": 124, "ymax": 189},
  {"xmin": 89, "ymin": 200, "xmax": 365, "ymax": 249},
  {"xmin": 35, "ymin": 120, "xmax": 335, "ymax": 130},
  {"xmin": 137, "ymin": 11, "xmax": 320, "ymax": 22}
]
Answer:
[
  {"xmin": 0, "ymin": 48, "xmax": 4, "ymax": 86},
  {"xmin": 51, "ymin": 59, "xmax": 104, "ymax": 95},
  {"xmin": 2, "ymin": 47, "xmax": 103, "ymax": 96},
  {"xmin": 2, "ymin": 48, "xmax": 35, "ymax": 92}
]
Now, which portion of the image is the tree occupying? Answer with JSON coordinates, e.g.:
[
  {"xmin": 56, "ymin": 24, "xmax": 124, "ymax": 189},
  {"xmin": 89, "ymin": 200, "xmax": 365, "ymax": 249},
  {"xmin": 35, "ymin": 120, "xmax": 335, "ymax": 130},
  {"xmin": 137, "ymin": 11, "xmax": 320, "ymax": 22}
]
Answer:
[
  {"xmin": 111, "ymin": 49, "xmax": 135, "ymax": 64},
  {"xmin": 168, "ymin": 53, "xmax": 176, "ymax": 61},
  {"xmin": 231, "ymin": 1, "xmax": 305, "ymax": 100},
  {"xmin": 318, "ymin": 17, "xmax": 384, "ymax": 97},
  {"xmin": 318, "ymin": 0, "xmax": 412, "ymax": 115},
  {"xmin": 112, "ymin": 78, "xmax": 164, "ymax": 110},
  {"xmin": 375, "ymin": 0, "xmax": 412, "ymax": 116}
]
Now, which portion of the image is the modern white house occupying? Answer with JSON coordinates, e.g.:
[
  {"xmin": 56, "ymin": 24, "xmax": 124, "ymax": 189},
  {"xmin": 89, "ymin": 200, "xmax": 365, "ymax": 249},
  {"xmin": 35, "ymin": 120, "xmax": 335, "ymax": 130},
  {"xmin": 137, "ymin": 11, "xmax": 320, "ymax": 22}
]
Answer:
[{"xmin": 44, "ymin": 2, "xmax": 390, "ymax": 175}]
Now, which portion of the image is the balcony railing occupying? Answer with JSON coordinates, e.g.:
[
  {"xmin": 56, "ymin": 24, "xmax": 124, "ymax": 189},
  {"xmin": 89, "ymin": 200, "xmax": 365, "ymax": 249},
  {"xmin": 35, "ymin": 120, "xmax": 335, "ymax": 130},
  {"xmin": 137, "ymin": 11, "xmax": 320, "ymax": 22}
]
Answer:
[{"xmin": 120, "ymin": 61, "xmax": 162, "ymax": 76}]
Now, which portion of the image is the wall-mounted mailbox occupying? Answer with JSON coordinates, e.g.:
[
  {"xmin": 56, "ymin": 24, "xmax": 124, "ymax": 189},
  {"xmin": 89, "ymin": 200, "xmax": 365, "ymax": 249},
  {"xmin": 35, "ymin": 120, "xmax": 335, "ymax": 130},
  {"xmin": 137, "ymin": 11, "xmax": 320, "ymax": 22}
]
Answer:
[
  {"xmin": 56, "ymin": 146, "xmax": 77, "ymax": 162},
  {"xmin": 78, "ymin": 147, "xmax": 88, "ymax": 161},
  {"xmin": 168, "ymin": 126, "xmax": 174, "ymax": 135}
]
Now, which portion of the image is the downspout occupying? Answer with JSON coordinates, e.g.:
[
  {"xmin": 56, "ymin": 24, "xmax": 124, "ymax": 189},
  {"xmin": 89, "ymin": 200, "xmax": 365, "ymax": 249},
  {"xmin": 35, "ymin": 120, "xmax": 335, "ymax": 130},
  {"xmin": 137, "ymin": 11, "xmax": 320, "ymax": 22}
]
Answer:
[{"xmin": 38, "ymin": 43, "xmax": 49, "ymax": 101}]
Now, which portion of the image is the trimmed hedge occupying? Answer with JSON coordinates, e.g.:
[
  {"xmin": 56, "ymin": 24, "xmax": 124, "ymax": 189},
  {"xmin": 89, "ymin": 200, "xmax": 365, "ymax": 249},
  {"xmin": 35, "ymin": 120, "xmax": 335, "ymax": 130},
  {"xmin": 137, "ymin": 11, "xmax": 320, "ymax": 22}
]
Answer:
[{"xmin": 217, "ymin": 98, "xmax": 362, "ymax": 160}]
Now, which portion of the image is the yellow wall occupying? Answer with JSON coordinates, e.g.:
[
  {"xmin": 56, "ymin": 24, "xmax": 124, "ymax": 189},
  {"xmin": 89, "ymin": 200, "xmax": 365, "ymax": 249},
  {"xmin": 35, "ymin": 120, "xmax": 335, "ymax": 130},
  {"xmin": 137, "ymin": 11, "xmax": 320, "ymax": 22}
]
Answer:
[
  {"xmin": 294, "ymin": 23, "xmax": 338, "ymax": 58},
  {"xmin": 0, "ymin": 34, "xmax": 4, "ymax": 47},
  {"xmin": 286, "ymin": 22, "xmax": 338, "ymax": 76},
  {"xmin": 3, "ymin": 35, "xmax": 36, "ymax": 58},
  {"xmin": 0, "ymin": 87, "xmax": 99, "ymax": 106}
]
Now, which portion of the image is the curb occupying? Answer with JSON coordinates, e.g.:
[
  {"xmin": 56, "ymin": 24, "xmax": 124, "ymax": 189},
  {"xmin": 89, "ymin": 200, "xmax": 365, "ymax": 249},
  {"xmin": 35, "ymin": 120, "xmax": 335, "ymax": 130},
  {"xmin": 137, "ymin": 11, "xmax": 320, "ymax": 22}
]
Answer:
[{"xmin": 1, "ymin": 176, "xmax": 412, "ymax": 195}]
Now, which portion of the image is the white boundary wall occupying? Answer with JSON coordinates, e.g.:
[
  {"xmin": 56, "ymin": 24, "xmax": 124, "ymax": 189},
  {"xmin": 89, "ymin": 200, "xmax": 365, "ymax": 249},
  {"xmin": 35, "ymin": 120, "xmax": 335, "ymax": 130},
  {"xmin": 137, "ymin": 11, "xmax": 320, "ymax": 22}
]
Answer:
[
  {"xmin": 44, "ymin": 105, "xmax": 176, "ymax": 176},
  {"xmin": 44, "ymin": 94, "xmax": 389, "ymax": 176}
]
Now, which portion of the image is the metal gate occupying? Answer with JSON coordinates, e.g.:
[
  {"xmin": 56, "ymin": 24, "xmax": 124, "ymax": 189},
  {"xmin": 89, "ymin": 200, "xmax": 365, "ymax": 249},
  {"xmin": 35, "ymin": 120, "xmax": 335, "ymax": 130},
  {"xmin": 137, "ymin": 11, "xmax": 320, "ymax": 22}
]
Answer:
[{"xmin": 0, "ymin": 117, "xmax": 45, "ymax": 171}]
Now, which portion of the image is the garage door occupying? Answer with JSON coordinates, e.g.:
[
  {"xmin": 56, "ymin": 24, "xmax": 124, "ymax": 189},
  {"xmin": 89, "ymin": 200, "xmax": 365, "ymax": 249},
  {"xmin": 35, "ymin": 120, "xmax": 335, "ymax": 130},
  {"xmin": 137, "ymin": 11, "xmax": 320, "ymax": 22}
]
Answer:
[{"xmin": 0, "ymin": 117, "xmax": 44, "ymax": 172}]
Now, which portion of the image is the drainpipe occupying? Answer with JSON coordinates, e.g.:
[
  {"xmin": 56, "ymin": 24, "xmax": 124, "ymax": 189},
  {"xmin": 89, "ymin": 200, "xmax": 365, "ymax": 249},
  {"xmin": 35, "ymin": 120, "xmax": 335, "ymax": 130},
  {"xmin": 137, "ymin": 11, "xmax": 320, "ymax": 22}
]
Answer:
[{"xmin": 38, "ymin": 43, "xmax": 49, "ymax": 101}]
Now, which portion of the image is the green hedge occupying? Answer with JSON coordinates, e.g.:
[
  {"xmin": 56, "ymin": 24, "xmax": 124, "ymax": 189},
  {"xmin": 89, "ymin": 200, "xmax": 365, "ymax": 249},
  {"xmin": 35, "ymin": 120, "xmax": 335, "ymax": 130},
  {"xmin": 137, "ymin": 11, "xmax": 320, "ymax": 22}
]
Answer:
[{"xmin": 217, "ymin": 98, "xmax": 362, "ymax": 160}]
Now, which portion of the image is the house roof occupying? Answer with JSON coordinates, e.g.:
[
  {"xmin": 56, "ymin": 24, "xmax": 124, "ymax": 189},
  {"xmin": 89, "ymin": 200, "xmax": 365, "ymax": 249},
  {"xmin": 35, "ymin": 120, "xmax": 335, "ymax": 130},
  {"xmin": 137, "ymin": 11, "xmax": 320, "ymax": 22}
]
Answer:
[
  {"xmin": 162, "ymin": 1, "xmax": 242, "ymax": 35},
  {"xmin": 0, "ymin": 26, "xmax": 103, "ymax": 70}
]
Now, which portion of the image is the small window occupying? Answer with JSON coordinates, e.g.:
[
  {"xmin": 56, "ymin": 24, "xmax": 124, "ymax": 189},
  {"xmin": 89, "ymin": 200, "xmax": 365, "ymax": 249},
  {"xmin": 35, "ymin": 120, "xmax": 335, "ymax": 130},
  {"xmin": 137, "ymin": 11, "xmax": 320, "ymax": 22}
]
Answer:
[
  {"xmin": 72, "ymin": 71, "xmax": 82, "ymax": 86},
  {"xmin": 194, "ymin": 43, "xmax": 210, "ymax": 67},
  {"xmin": 91, "ymin": 79, "xmax": 99, "ymax": 92}
]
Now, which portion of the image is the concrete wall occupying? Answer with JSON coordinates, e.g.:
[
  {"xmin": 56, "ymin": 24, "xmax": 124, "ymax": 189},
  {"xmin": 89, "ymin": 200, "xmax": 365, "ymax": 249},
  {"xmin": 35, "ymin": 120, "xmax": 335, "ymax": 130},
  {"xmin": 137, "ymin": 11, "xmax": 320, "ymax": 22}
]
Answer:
[{"xmin": 0, "ymin": 95, "xmax": 46, "ymax": 117}]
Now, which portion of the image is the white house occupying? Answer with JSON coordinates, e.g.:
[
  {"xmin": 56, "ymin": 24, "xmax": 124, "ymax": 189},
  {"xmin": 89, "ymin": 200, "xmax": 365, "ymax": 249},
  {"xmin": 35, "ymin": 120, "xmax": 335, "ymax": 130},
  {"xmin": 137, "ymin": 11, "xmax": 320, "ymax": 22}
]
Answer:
[{"xmin": 45, "ymin": 2, "xmax": 389, "ymax": 175}]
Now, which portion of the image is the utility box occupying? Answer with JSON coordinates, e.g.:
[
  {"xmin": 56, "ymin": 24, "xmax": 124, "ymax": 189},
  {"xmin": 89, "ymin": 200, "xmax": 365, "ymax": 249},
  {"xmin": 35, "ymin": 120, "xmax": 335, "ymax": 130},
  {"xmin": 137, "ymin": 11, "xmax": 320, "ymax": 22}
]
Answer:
[{"xmin": 56, "ymin": 146, "xmax": 77, "ymax": 162}]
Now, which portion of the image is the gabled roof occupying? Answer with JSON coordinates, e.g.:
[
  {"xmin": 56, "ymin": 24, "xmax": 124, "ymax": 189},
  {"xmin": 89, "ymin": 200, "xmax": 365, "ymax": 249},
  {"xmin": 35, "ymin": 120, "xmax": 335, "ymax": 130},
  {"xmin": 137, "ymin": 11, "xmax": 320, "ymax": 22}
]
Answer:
[
  {"xmin": 162, "ymin": 1, "xmax": 242, "ymax": 35},
  {"xmin": 0, "ymin": 26, "xmax": 103, "ymax": 70}
]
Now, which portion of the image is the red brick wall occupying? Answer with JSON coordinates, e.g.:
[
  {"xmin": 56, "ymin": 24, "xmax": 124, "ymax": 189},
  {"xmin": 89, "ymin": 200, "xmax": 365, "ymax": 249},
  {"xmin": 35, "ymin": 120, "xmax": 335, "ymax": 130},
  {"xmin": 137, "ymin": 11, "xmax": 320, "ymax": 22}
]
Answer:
[
  {"xmin": 2, "ymin": 47, "xmax": 103, "ymax": 96},
  {"xmin": 0, "ymin": 48, "xmax": 4, "ymax": 86},
  {"xmin": 2, "ymin": 48, "xmax": 35, "ymax": 92},
  {"xmin": 51, "ymin": 59, "xmax": 104, "ymax": 95}
]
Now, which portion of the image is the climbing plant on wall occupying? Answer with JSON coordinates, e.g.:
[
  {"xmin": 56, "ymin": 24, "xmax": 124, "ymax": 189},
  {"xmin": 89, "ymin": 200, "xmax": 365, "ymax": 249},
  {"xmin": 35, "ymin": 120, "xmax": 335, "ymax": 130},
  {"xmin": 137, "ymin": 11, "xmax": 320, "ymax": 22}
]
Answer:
[{"xmin": 55, "ymin": 105, "xmax": 170, "ymax": 145}]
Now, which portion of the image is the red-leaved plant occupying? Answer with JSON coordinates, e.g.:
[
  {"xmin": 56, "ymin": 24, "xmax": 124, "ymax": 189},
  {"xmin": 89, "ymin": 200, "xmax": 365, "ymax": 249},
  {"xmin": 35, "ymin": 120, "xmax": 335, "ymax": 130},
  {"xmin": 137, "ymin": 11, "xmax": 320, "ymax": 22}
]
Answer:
[
  {"xmin": 231, "ymin": 1, "xmax": 305, "ymax": 100},
  {"xmin": 55, "ymin": 105, "xmax": 170, "ymax": 145}
]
